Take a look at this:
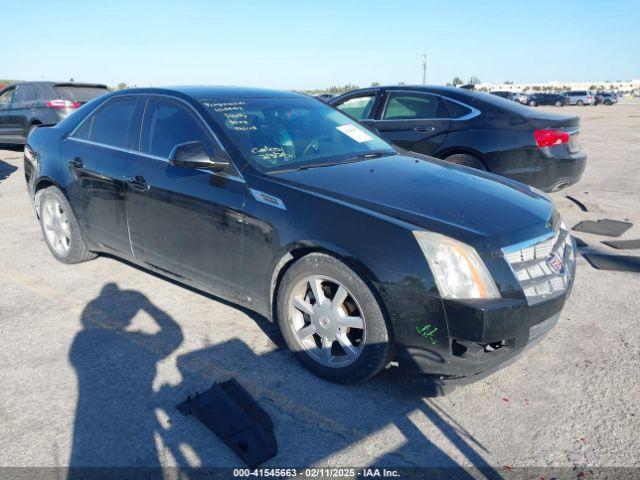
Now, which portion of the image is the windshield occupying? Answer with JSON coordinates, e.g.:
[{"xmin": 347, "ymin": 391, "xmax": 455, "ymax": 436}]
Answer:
[{"xmin": 201, "ymin": 96, "xmax": 395, "ymax": 172}]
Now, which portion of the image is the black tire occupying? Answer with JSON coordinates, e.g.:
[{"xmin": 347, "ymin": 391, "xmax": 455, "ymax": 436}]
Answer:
[
  {"xmin": 555, "ymin": 101, "xmax": 562, "ymax": 106},
  {"xmin": 604, "ymin": 100, "xmax": 612, "ymax": 106},
  {"xmin": 444, "ymin": 153, "xmax": 487, "ymax": 171},
  {"xmin": 577, "ymin": 100, "xmax": 584, "ymax": 106},
  {"xmin": 38, "ymin": 186, "xmax": 96, "ymax": 264},
  {"xmin": 276, "ymin": 253, "xmax": 393, "ymax": 383},
  {"xmin": 529, "ymin": 100, "xmax": 536, "ymax": 107}
]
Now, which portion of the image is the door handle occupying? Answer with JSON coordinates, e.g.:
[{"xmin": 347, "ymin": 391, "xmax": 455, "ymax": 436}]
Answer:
[
  {"xmin": 125, "ymin": 175, "xmax": 149, "ymax": 191},
  {"xmin": 68, "ymin": 157, "xmax": 84, "ymax": 169},
  {"xmin": 413, "ymin": 126, "xmax": 436, "ymax": 133}
]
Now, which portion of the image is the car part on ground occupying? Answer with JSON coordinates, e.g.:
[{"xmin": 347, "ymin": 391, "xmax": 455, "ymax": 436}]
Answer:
[
  {"xmin": 602, "ymin": 239, "xmax": 640, "ymax": 250},
  {"xmin": 25, "ymin": 86, "xmax": 576, "ymax": 384},
  {"xmin": 176, "ymin": 379, "xmax": 277, "ymax": 468},
  {"xmin": 572, "ymin": 219, "xmax": 633, "ymax": 237},
  {"xmin": 583, "ymin": 254, "xmax": 640, "ymax": 272},
  {"xmin": 329, "ymin": 85, "xmax": 586, "ymax": 192},
  {"xmin": 565, "ymin": 195, "xmax": 588, "ymax": 212}
]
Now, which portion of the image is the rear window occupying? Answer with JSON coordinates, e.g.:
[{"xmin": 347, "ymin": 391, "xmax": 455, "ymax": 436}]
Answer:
[{"xmin": 54, "ymin": 85, "xmax": 108, "ymax": 103}]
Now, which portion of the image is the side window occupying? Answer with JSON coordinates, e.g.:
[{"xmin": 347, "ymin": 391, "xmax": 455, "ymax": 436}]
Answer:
[
  {"xmin": 90, "ymin": 98, "xmax": 136, "ymax": 148},
  {"xmin": 140, "ymin": 98, "xmax": 212, "ymax": 159},
  {"xmin": 72, "ymin": 116, "xmax": 93, "ymax": 140},
  {"xmin": 443, "ymin": 98, "xmax": 473, "ymax": 119},
  {"xmin": 383, "ymin": 93, "xmax": 442, "ymax": 120},
  {"xmin": 12, "ymin": 85, "xmax": 40, "ymax": 108},
  {"xmin": 0, "ymin": 88, "xmax": 14, "ymax": 110},
  {"xmin": 335, "ymin": 94, "xmax": 376, "ymax": 120}
]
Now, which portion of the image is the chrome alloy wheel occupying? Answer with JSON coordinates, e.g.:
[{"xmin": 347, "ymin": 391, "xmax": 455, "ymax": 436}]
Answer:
[
  {"xmin": 287, "ymin": 275, "xmax": 366, "ymax": 368},
  {"xmin": 42, "ymin": 198, "xmax": 71, "ymax": 256}
]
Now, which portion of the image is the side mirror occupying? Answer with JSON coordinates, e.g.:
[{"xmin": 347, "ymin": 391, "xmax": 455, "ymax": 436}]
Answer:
[{"xmin": 169, "ymin": 141, "xmax": 229, "ymax": 172}]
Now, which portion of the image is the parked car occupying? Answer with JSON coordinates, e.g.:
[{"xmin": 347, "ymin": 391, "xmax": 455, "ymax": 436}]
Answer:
[
  {"xmin": 25, "ymin": 86, "xmax": 576, "ymax": 384},
  {"xmin": 490, "ymin": 91, "xmax": 518, "ymax": 102},
  {"xmin": 594, "ymin": 92, "xmax": 617, "ymax": 105},
  {"xmin": 315, "ymin": 93, "xmax": 336, "ymax": 102},
  {"xmin": 564, "ymin": 90, "xmax": 595, "ymax": 106},
  {"xmin": 330, "ymin": 85, "xmax": 586, "ymax": 192},
  {"xmin": 0, "ymin": 81, "xmax": 109, "ymax": 144},
  {"xmin": 513, "ymin": 92, "xmax": 530, "ymax": 104},
  {"xmin": 527, "ymin": 93, "xmax": 567, "ymax": 107}
]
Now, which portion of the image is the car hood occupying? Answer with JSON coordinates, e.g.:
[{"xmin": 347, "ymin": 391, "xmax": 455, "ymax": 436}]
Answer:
[{"xmin": 270, "ymin": 155, "xmax": 554, "ymax": 252}]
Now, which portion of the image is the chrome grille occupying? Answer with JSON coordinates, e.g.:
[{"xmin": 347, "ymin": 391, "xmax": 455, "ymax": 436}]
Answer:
[{"xmin": 503, "ymin": 224, "xmax": 575, "ymax": 305}]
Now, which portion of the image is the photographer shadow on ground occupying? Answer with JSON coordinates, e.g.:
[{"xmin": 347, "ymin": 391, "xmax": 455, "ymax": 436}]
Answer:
[
  {"xmin": 68, "ymin": 282, "xmax": 184, "ymax": 473},
  {"xmin": 68, "ymin": 282, "xmax": 500, "ymax": 479}
]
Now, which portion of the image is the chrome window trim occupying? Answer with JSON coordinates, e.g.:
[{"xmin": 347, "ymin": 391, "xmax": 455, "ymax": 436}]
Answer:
[
  {"xmin": 379, "ymin": 89, "xmax": 481, "ymax": 122},
  {"xmin": 68, "ymin": 137, "xmax": 246, "ymax": 183},
  {"xmin": 67, "ymin": 92, "xmax": 245, "ymax": 183}
]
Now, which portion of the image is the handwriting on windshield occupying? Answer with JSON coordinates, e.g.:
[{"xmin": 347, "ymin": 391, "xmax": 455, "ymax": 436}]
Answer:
[
  {"xmin": 203, "ymin": 101, "xmax": 258, "ymax": 131},
  {"xmin": 251, "ymin": 146, "xmax": 292, "ymax": 162}
]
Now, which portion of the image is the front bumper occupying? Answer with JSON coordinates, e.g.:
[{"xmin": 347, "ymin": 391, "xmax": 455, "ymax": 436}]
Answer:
[{"xmin": 393, "ymin": 227, "xmax": 576, "ymax": 382}]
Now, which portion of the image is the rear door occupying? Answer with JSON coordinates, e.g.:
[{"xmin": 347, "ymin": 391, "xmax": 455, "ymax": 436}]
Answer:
[
  {"xmin": 63, "ymin": 95, "xmax": 141, "ymax": 255},
  {"xmin": 124, "ymin": 96, "xmax": 246, "ymax": 298},
  {"xmin": 371, "ymin": 90, "xmax": 451, "ymax": 156}
]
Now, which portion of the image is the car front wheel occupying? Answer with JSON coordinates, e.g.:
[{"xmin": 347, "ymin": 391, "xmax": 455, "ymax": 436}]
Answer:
[
  {"xmin": 529, "ymin": 100, "xmax": 536, "ymax": 106},
  {"xmin": 276, "ymin": 253, "xmax": 393, "ymax": 383},
  {"xmin": 38, "ymin": 186, "xmax": 96, "ymax": 264}
]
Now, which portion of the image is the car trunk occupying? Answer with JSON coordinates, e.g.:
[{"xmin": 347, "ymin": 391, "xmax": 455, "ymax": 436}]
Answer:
[{"xmin": 525, "ymin": 112, "xmax": 581, "ymax": 153}]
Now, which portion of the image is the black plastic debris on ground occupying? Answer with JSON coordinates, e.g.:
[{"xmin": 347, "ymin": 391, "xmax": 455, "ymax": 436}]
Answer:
[
  {"xmin": 572, "ymin": 219, "xmax": 633, "ymax": 237},
  {"xmin": 176, "ymin": 379, "xmax": 277, "ymax": 468},
  {"xmin": 603, "ymin": 239, "xmax": 640, "ymax": 250},
  {"xmin": 565, "ymin": 195, "xmax": 588, "ymax": 212},
  {"xmin": 583, "ymin": 254, "xmax": 640, "ymax": 272},
  {"xmin": 573, "ymin": 236, "xmax": 588, "ymax": 248}
]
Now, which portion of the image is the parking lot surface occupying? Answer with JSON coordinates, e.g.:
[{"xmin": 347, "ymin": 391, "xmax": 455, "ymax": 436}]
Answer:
[{"xmin": 1, "ymin": 101, "xmax": 639, "ymax": 473}]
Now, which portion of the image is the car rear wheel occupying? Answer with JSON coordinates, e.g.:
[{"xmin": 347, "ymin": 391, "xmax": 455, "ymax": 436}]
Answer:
[
  {"xmin": 444, "ymin": 153, "xmax": 487, "ymax": 171},
  {"xmin": 38, "ymin": 186, "xmax": 96, "ymax": 264},
  {"xmin": 555, "ymin": 101, "xmax": 562, "ymax": 106},
  {"xmin": 604, "ymin": 100, "xmax": 612, "ymax": 106},
  {"xmin": 276, "ymin": 253, "xmax": 393, "ymax": 383},
  {"xmin": 528, "ymin": 100, "xmax": 536, "ymax": 107},
  {"xmin": 577, "ymin": 100, "xmax": 584, "ymax": 106}
]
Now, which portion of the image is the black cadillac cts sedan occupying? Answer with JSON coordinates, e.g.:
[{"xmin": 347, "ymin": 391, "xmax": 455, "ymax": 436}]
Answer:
[
  {"xmin": 24, "ymin": 87, "xmax": 576, "ymax": 384},
  {"xmin": 330, "ymin": 86, "xmax": 587, "ymax": 192}
]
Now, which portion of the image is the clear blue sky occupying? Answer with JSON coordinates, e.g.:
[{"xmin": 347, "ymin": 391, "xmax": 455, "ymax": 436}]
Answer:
[{"xmin": 3, "ymin": 0, "xmax": 638, "ymax": 89}]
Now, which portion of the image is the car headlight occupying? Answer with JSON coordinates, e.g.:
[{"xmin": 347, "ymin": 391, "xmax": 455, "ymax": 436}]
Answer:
[{"xmin": 413, "ymin": 231, "xmax": 501, "ymax": 299}]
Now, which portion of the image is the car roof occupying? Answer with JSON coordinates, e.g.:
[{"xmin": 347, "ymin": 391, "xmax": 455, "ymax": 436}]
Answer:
[
  {"xmin": 2, "ymin": 81, "xmax": 107, "ymax": 88},
  {"xmin": 112, "ymin": 86, "xmax": 305, "ymax": 100}
]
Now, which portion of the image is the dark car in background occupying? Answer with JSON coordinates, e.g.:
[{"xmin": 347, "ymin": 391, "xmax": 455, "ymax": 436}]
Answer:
[
  {"xmin": 527, "ymin": 93, "xmax": 567, "ymax": 107},
  {"xmin": 330, "ymin": 85, "xmax": 586, "ymax": 192},
  {"xmin": 24, "ymin": 86, "xmax": 576, "ymax": 384},
  {"xmin": 315, "ymin": 93, "xmax": 336, "ymax": 102},
  {"xmin": 491, "ymin": 91, "xmax": 518, "ymax": 102},
  {"xmin": 0, "ymin": 81, "xmax": 108, "ymax": 144}
]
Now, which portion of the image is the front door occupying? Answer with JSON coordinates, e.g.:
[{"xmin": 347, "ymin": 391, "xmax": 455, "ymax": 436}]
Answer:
[
  {"xmin": 372, "ymin": 91, "xmax": 451, "ymax": 156},
  {"xmin": 124, "ymin": 96, "xmax": 246, "ymax": 299},
  {"xmin": 63, "ymin": 95, "xmax": 141, "ymax": 255}
]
